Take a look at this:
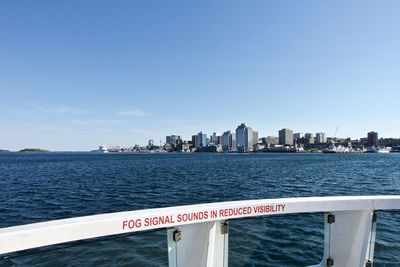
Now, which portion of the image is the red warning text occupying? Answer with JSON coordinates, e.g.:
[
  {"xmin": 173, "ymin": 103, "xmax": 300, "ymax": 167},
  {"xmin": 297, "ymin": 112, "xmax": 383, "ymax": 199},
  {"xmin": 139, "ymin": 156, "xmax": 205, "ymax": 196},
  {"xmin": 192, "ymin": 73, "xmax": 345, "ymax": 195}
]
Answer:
[{"xmin": 122, "ymin": 203, "xmax": 286, "ymax": 231}]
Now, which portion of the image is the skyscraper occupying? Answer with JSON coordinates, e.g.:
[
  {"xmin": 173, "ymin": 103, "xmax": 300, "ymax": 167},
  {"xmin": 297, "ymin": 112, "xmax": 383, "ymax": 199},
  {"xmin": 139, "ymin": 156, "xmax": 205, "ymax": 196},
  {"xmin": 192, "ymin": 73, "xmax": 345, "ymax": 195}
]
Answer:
[
  {"xmin": 246, "ymin": 126, "xmax": 253, "ymax": 152},
  {"xmin": 236, "ymin": 123, "xmax": 253, "ymax": 152},
  {"xmin": 221, "ymin": 131, "xmax": 237, "ymax": 152},
  {"xmin": 368, "ymin": 131, "xmax": 378, "ymax": 147},
  {"xmin": 304, "ymin": 133, "xmax": 314, "ymax": 144},
  {"xmin": 197, "ymin": 131, "xmax": 207, "ymax": 147},
  {"xmin": 217, "ymin": 135, "xmax": 222, "ymax": 145},
  {"xmin": 192, "ymin": 135, "xmax": 198, "ymax": 149},
  {"xmin": 252, "ymin": 131, "xmax": 259, "ymax": 150},
  {"xmin": 231, "ymin": 133, "xmax": 236, "ymax": 151},
  {"xmin": 316, "ymin": 133, "xmax": 327, "ymax": 143},
  {"xmin": 236, "ymin": 124, "xmax": 246, "ymax": 150},
  {"xmin": 221, "ymin": 131, "xmax": 231, "ymax": 151},
  {"xmin": 210, "ymin": 132, "xmax": 217, "ymax": 144},
  {"xmin": 279, "ymin": 128, "xmax": 293, "ymax": 146}
]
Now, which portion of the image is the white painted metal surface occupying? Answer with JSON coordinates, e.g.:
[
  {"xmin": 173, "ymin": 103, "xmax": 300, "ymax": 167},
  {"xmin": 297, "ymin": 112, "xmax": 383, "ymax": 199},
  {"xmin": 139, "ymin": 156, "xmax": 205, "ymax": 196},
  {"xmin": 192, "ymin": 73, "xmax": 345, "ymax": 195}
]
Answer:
[
  {"xmin": 167, "ymin": 221, "xmax": 228, "ymax": 267},
  {"xmin": 0, "ymin": 195, "xmax": 399, "ymax": 266},
  {"xmin": 320, "ymin": 210, "xmax": 374, "ymax": 267}
]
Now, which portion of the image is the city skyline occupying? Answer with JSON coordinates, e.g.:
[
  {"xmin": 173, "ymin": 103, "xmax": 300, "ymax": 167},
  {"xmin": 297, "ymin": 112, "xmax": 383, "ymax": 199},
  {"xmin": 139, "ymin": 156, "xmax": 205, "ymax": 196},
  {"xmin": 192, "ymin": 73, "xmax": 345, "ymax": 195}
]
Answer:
[
  {"xmin": 101, "ymin": 126, "xmax": 398, "ymax": 153},
  {"xmin": 1, "ymin": 1, "xmax": 400, "ymax": 150},
  {"xmin": 5, "ymin": 121, "xmax": 399, "ymax": 152}
]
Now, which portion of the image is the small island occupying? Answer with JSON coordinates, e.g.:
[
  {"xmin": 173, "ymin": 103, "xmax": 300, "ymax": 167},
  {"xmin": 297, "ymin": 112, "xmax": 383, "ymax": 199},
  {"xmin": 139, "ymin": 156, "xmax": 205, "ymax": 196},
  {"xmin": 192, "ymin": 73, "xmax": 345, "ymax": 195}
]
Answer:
[
  {"xmin": 19, "ymin": 148, "xmax": 50, "ymax": 153},
  {"xmin": 0, "ymin": 149, "xmax": 10, "ymax": 153}
]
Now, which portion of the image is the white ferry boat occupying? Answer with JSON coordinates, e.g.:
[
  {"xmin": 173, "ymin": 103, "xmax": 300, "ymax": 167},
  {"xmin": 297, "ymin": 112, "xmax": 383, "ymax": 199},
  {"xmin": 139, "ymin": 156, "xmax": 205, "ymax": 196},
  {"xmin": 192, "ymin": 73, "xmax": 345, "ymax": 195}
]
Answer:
[
  {"xmin": 323, "ymin": 143, "xmax": 365, "ymax": 153},
  {"xmin": 323, "ymin": 144, "xmax": 351, "ymax": 153}
]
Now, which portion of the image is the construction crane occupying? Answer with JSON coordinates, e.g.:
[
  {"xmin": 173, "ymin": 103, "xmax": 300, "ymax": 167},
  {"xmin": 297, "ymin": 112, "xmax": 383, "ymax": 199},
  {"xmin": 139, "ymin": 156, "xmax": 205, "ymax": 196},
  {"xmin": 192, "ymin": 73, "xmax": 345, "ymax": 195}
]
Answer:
[{"xmin": 333, "ymin": 126, "xmax": 339, "ymax": 142}]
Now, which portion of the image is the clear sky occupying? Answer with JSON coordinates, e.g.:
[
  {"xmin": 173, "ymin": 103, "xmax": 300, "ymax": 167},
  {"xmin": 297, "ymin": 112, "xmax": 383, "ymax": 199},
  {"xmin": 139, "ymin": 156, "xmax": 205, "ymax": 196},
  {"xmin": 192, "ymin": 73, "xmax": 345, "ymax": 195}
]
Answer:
[{"xmin": 1, "ymin": 1, "xmax": 400, "ymax": 151}]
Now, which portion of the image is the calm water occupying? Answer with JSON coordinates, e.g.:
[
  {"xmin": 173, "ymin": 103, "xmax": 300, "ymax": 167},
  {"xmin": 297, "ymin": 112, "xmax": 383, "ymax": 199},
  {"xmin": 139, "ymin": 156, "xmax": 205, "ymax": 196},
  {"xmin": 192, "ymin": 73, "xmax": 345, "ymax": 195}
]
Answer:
[{"xmin": 0, "ymin": 152, "xmax": 399, "ymax": 266}]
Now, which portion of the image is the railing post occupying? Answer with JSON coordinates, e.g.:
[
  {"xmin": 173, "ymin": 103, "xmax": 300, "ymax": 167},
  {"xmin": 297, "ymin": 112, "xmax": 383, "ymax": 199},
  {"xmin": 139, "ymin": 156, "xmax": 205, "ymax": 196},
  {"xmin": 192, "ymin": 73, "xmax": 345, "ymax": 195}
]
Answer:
[
  {"xmin": 167, "ymin": 220, "xmax": 229, "ymax": 267},
  {"xmin": 320, "ymin": 210, "xmax": 375, "ymax": 267},
  {"xmin": 365, "ymin": 211, "xmax": 377, "ymax": 266}
]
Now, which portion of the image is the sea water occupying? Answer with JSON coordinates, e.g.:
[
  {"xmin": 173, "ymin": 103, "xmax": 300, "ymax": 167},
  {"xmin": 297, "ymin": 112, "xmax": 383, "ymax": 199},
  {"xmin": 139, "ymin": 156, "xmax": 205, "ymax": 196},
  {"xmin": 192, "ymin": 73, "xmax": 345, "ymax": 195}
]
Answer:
[{"xmin": 0, "ymin": 153, "xmax": 399, "ymax": 266}]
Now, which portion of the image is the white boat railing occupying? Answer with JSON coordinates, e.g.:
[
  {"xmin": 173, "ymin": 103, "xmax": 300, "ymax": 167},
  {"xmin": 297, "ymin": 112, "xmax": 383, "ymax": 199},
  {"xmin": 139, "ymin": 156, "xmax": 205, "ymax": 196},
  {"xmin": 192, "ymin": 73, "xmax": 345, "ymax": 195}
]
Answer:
[{"xmin": 1, "ymin": 196, "xmax": 400, "ymax": 267}]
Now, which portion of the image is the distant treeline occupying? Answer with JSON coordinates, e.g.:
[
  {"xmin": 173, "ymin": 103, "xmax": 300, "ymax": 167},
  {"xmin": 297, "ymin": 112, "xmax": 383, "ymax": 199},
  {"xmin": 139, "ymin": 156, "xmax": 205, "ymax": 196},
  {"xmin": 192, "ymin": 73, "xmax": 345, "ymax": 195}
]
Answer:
[
  {"xmin": 19, "ymin": 148, "xmax": 50, "ymax": 152},
  {"xmin": 379, "ymin": 138, "xmax": 400, "ymax": 147}
]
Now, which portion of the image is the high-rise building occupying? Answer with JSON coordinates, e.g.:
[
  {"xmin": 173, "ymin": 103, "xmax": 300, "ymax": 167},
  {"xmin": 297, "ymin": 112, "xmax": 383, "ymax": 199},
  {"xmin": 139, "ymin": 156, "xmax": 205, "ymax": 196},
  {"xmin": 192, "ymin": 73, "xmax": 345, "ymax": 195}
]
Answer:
[
  {"xmin": 231, "ymin": 133, "xmax": 236, "ymax": 150},
  {"xmin": 166, "ymin": 136, "xmax": 172, "ymax": 144},
  {"xmin": 197, "ymin": 131, "xmax": 207, "ymax": 147},
  {"xmin": 304, "ymin": 133, "xmax": 315, "ymax": 144},
  {"xmin": 236, "ymin": 123, "xmax": 253, "ymax": 152},
  {"xmin": 316, "ymin": 132, "xmax": 327, "ymax": 143},
  {"xmin": 279, "ymin": 128, "xmax": 293, "ymax": 146},
  {"xmin": 252, "ymin": 131, "xmax": 259, "ymax": 151},
  {"xmin": 191, "ymin": 135, "xmax": 198, "ymax": 148},
  {"xmin": 210, "ymin": 132, "xmax": 217, "ymax": 144},
  {"xmin": 166, "ymin": 135, "xmax": 181, "ymax": 145},
  {"xmin": 221, "ymin": 131, "xmax": 237, "ymax": 152},
  {"xmin": 368, "ymin": 131, "xmax": 379, "ymax": 147},
  {"xmin": 222, "ymin": 131, "xmax": 231, "ymax": 151},
  {"xmin": 293, "ymin": 133, "xmax": 302, "ymax": 140},
  {"xmin": 252, "ymin": 131, "xmax": 259, "ymax": 146},
  {"xmin": 217, "ymin": 135, "xmax": 222, "ymax": 145},
  {"xmin": 236, "ymin": 124, "xmax": 246, "ymax": 150},
  {"xmin": 247, "ymin": 126, "xmax": 253, "ymax": 151}
]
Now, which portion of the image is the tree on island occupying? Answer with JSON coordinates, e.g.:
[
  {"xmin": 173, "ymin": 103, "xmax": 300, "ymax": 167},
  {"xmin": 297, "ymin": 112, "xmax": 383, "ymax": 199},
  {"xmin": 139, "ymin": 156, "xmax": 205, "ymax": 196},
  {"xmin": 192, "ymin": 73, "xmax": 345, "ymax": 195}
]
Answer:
[{"xmin": 19, "ymin": 148, "xmax": 50, "ymax": 152}]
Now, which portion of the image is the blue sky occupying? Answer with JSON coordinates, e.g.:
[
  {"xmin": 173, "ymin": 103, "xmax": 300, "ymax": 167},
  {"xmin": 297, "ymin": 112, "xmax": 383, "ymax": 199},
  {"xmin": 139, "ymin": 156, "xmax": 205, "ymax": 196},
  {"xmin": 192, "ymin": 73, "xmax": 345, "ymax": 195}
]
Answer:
[{"xmin": 1, "ymin": 1, "xmax": 400, "ymax": 151}]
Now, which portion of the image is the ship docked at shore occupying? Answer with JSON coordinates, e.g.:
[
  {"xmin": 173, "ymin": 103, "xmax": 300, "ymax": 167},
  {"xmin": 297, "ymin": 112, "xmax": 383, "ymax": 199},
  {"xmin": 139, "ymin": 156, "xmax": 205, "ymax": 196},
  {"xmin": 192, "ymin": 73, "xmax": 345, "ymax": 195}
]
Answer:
[
  {"xmin": 322, "ymin": 142, "xmax": 365, "ymax": 153},
  {"xmin": 322, "ymin": 141, "xmax": 393, "ymax": 154}
]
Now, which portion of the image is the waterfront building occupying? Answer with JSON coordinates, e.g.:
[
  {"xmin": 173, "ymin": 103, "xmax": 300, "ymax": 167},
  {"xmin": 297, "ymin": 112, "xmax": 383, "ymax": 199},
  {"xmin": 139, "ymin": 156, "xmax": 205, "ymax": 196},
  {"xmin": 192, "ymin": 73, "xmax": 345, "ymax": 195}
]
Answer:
[
  {"xmin": 359, "ymin": 137, "xmax": 368, "ymax": 147},
  {"xmin": 166, "ymin": 136, "xmax": 171, "ymax": 144},
  {"xmin": 265, "ymin": 136, "xmax": 279, "ymax": 145},
  {"xmin": 316, "ymin": 132, "xmax": 327, "ymax": 143},
  {"xmin": 210, "ymin": 132, "xmax": 217, "ymax": 145},
  {"xmin": 166, "ymin": 135, "xmax": 181, "ymax": 145},
  {"xmin": 191, "ymin": 135, "xmax": 198, "ymax": 149},
  {"xmin": 252, "ymin": 131, "xmax": 259, "ymax": 151},
  {"xmin": 217, "ymin": 135, "xmax": 222, "ymax": 145},
  {"xmin": 216, "ymin": 144, "xmax": 223, "ymax": 152},
  {"xmin": 197, "ymin": 144, "xmax": 217, "ymax": 153},
  {"xmin": 181, "ymin": 142, "xmax": 191, "ymax": 152},
  {"xmin": 236, "ymin": 123, "xmax": 253, "ymax": 152},
  {"xmin": 197, "ymin": 131, "xmax": 207, "ymax": 147},
  {"xmin": 304, "ymin": 133, "xmax": 315, "ymax": 144},
  {"xmin": 231, "ymin": 133, "xmax": 236, "ymax": 151},
  {"xmin": 368, "ymin": 131, "xmax": 379, "ymax": 147},
  {"xmin": 260, "ymin": 137, "xmax": 267, "ymax": 144},
  {"xmin": 279, "ymin": 128, "xmax": 293, "ymax": 146},
  {"xmin": 247, "ymin": 127, "xmax": 254, "ymax": 151},
  {"xmin": 221, "ymin": 131, "xmax": 236, "ymax": 152},
  {"xmin": 221, "ymin": 132, "xmax": 229, "ymax": 151},
  {"xmin": 236, "ymin": 124, "xmax": 246, "ymax": 150},
  {"xmin": 293, "ymin": 133, "xmax": 302, "ymax": 140}
]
